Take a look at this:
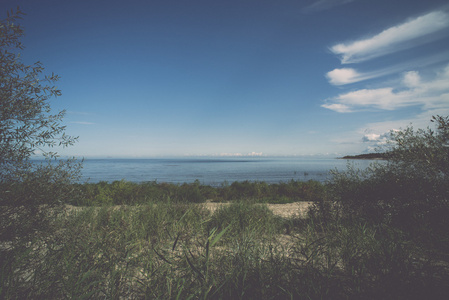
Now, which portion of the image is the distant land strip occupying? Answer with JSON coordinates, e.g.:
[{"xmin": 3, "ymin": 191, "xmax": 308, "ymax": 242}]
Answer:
[{"xmin": 340, "ymin": 153, "xmax": 387, "ymax": 160}]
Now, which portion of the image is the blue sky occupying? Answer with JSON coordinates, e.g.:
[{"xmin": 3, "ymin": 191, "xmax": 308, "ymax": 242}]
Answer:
[{"xmin": 4, "ymin": 0, "xmax": 449, "ymax": 158}]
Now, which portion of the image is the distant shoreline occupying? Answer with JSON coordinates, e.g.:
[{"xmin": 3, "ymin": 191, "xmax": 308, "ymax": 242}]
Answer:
[{"xmin": 339, "ymin": 153, "xmax": 387, "ymax": 160}]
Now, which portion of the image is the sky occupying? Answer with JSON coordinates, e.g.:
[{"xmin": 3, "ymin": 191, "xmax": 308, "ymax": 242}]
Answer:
[{"xmin": 3, "ymin": 0, "xmax": 449, "ymax": 158}]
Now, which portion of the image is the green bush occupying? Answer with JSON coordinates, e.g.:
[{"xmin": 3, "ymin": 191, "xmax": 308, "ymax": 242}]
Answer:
[
  {"xmin": 207, "ymin": 201, "xmax": 283, "ymax": 241},
  {"xmin": 327, "ymin": 116, "xmax": 449, "ymax": 250}
]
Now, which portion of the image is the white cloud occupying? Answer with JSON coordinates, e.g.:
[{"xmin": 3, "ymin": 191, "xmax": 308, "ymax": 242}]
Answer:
[
  {"xmin": 361, "ymin": 133, "xmax": 381, "ymax": 142},
  {"xmin": 302, "ymin": 0, "xmax": 355, "ymax": 13},
  {"xmin": 323, "ymin": 9, "xmax": 449, "ymax": 153},
  {"xmin": 321, "ymin": 103, "xmax": 353, "ymax": 113},
  {"xmin": 322, "ymin": 64, "xmax": 449, "ymax": 113},
  {"xmin": 361, "ymin": 132, "xmax": 392, "ymax": 146},
  {"xmin": 402, "ymin": 71, "xmax": 421, "ymax": 88},
  {"xmin": 355, "ymin": 109, "xmax": 449, "ymax": 153},
  {"xmin": 326, "ymin": 68, "xmax": 361, "ymax": 85},
  {"xmin": 323, "ymin": 87, "xmax": 414, "ymax": 111},
  {"xmin": 327, "ymin": 51, "xmax": 449, "ymax": 85},
  {"xmin": 330, "ymin": 10, "xmax": 449, "ymax": 64}
]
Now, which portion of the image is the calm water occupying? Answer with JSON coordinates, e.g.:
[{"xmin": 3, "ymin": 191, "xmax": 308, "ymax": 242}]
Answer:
[{"xmin": 79, "ymin": 157, "xmax": 376, "ymax": 185}]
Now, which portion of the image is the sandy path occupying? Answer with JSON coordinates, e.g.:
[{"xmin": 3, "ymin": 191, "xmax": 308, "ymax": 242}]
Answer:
[
  {"xmin": 65, "ymin": 202, "xmax": 313, "ymax": 218},
  {"xmin": 203, "ymin": 201, "xmax": 312, "ymax": 218}
]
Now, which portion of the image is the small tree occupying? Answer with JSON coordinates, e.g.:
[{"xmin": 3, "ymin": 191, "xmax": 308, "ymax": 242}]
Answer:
[
  {"xmin": 385, "ymin": 115, "xmax": 449, "ymax": 177},
  {"xmin": 327, "ymin": 116, "xmax": 449, "ymax": 249},
  {"xmin": 0, "ymin": 8, "xmax": 81, "ymax": 242}
]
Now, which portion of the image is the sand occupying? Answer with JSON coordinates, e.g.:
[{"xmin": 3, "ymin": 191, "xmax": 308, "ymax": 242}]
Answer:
[
  {"xmin": 65, "ymin": 201, "xmax": 313, "ymax": 218},
  {"xmin": 203, "ymin": 201, "xmax": 313, "ymax": 218}
]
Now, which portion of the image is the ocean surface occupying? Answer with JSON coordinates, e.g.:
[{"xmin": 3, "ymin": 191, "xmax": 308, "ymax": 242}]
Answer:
[{"xmin": 79, "ymin": 157, "xmax": 377, "ymax": 185}]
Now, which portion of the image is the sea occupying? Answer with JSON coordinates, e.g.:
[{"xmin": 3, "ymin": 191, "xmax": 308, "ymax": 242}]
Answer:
[{"xmin": 78, "ymin": 157, "xmax": 377, "ymax": 186}]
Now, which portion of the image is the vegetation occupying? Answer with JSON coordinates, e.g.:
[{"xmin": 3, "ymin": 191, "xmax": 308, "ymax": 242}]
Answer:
[
  {"xmin": 327, "ymin": 115, "xmax": 449, "ymax": 251},
  {"xmin": 0, "ymin": 9, "xmax": 81, "ymax": 245},
  {"xmin": 1, "ymin": 9, "xmax": 448, "ymax": 299},
  {"xmin": 71, "ymin": 179, "xmax": 325, "ymax": 206},
  {"xmin": 2, "ymin": 186, "xmax": 448, "ymax": 299}
]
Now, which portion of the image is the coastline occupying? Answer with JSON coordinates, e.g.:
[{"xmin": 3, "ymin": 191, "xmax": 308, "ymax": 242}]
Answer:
[{"xmin": 339, "ymin": 153, "xmax": 387, "ymax": 160}]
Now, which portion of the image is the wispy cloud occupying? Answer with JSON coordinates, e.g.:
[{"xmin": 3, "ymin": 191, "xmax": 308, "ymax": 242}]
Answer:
[
  {"xmin": 322, "ymin": 64, "xmax": 449, "ymax": 112},
  {"xmin": 321, "ymin": 103, "xmax": 353, "ymax": 113},
  {"xmin": 323, "ymin": 8, "xmax": 449, "ymax": 153},
  {"xmin": 302, "ymin": 0, "xmax": 355, "ymax": 13},
  {"xmin": 330, "ymin": 10, "xmax": 449, "ymax": 64},
  {"xmin": 327, "ymin": 50, "xmax": 449, "ymax": 85},
  {"xmin": 323, "ymin": 87, "xmax": 413, "ymax": 112},
  {"xmin": 326, "ymin": 68, "xmax": 369, "ymax": 85}
]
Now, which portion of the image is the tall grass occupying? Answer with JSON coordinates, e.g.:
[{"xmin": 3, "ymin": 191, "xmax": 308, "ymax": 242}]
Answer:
[
  {"xmin": 2, "ymin": 198, "xmax": 448, "ymax": 299},
  {"xmin": 70, "ymin": 179, "xmax": 325, "ymax": 206}
]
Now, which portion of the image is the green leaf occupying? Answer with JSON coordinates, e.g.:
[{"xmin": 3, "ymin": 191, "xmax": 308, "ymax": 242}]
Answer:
[{"xmin": 210, "ymin": 224, "xmax": 231, "ymax": 247}]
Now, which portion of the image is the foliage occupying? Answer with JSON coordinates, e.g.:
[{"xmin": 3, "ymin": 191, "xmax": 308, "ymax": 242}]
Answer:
[
  {"xmin": 2, "ymin": 201, "xmax": 448, "ymax": 299},
  {"xmin": 0, "ymin": 8, "xmax": 77, "ymax": 168},
  {"xmin": 0, "ymin": 9, "xmax": 81, "ymax": 242},
  {"xmin": 327, "ymin": 116, "xmax": 449, "ymax": 250},
  {"xmin": 72, "ymin": 179, "xmax": 325, "ymax": 206},
  {"xmin": 386, "ymin": 115, "xmax": 449, "ymax": 174},
  {"xmin": 207, "ymin": 201, "xmax": 283, "ymax": 241}
]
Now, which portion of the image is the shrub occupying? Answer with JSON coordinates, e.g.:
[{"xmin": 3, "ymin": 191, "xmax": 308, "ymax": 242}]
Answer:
[
  {"xmin": 207, "ymin": 201, "xmax": 283, "ymax": 241},
  {"xmin": 327, "ymin": 116, "xmax": 449, "ymax": 250}
]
